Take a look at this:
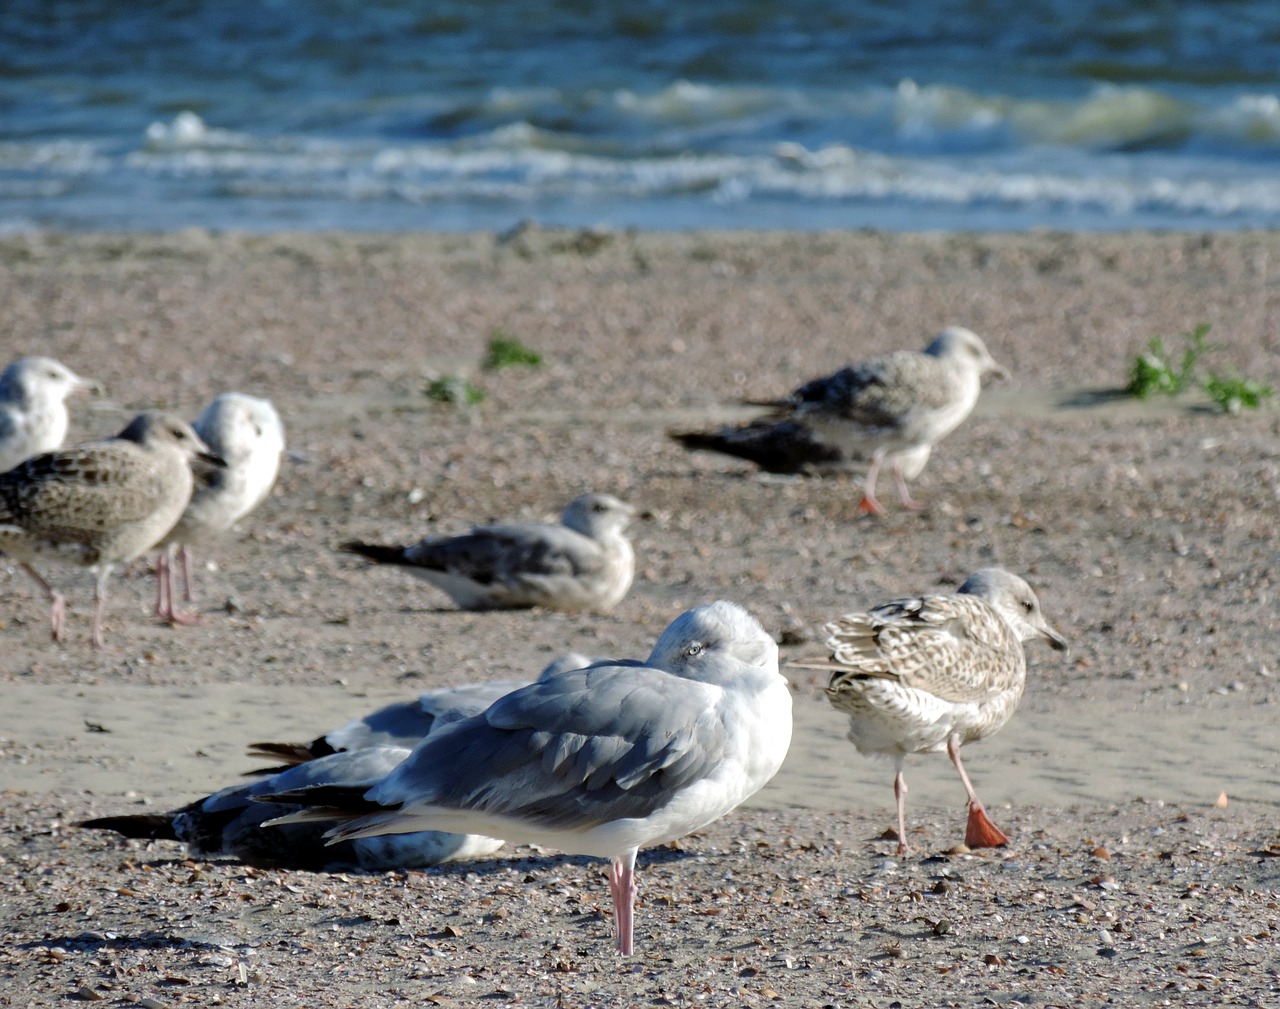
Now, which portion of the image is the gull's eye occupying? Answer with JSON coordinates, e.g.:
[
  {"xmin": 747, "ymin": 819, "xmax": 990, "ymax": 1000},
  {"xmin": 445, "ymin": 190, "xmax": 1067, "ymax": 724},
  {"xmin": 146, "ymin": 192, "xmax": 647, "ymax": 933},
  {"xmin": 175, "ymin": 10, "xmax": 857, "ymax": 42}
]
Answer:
[
  {"xmin": 1022, "ymin": 599, "xmax": 1035, "ymax": 613},
  {"xmin": 684, "ymin": 641, "xmax": 704, "ymax": 658}
]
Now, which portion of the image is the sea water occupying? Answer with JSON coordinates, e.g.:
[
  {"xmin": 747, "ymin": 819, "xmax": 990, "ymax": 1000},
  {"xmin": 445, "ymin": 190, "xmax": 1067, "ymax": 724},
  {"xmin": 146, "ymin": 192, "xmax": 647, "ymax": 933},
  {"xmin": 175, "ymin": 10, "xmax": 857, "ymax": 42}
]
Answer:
[{"xmin": 4, "ymin": 0, "xmax": 1280, "ymax": 233}]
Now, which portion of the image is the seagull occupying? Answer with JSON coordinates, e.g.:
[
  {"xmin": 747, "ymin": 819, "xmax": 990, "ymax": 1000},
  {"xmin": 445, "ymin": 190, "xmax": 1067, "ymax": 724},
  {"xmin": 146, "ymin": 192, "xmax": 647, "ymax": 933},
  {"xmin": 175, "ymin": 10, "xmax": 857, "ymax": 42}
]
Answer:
[
  {"xmin": 0, "ymin": 356, "xmax": 101, "ymax": 473},
  {"xmin": 671, "ymin": 327, "xmax": 1008, "ymax": 514},
  {"xmin": 341, "ymin": 492, "xmax": 636, "ymax": 612},
  {"xmin": 0, "ymin": 411, "xmax": 223, "ymax": 647},
  {"xmin": 78, "ymin": 656, "xmax": 592, "ymax": 869},
  {"xmin": 260, "ymin": 601, "xmax": 793, "ymax": 955},
  {"xmin": 154, "ymin": 393, "xmax": 285, "ymax": 624},
  {"xmin": 817, "ymin": 568, "xmax": 1067, "ymax": 853},
  {"xmin": 78, "ymin": 745, "xmax": 507, "ymax": 871},
  {"xmin": 244, "ymin": 653, "xmax": 592, "ymax": 774}
]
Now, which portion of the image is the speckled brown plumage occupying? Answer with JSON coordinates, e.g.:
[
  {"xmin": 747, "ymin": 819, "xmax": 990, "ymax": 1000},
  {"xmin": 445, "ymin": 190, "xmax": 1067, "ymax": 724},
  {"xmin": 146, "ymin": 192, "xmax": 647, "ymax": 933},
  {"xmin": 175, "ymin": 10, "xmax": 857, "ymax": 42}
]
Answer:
[
  {"xmin": 0, "ymin": 411, "xmax": 221, "ymax": 647},
  {"xmin": 821, "ymin": 568, "xmax": 1068, "ymax": 853}
]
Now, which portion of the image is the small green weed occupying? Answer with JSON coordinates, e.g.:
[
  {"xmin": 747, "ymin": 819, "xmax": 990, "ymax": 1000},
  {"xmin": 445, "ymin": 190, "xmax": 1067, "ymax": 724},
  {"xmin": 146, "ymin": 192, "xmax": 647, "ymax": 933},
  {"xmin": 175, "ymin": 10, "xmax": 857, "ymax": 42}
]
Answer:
[
  {"xmin": 426, "ymin": 376, "xmax": 485, "ymax": 406},
  {"xmin": 1203, "ymin": 371, "xmax": 1274, "ymax": 414},
  {"xmin": 1125, "ymin": 322, "xmax": 1271, "ymax": 413},
  {"xmin": 482, "ymin": 333, "xmax": 543, "ymax": 371},
  {"xmin": 1125, "ymin": 323, "xmax": 1213, "ymax": 399}
]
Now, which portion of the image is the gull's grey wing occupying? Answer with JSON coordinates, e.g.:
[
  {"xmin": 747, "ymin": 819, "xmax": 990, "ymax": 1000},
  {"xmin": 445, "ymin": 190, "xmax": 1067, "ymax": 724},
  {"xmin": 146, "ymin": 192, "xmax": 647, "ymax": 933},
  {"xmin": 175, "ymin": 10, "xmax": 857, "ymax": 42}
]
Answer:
[
  {"xmin": 404, "ymin": 522, "xmax": 605, "ymax": 586},
  {"xmin": 794, "ymin": 353, "xmax": 952, "ymax": 431},
  {"xmin": 369, "ymin": 664, "xmax": 727, "ymax": 830},
  {"xmin": 206, "ymin": 746, "xmax": 414, "ymax": 814},
  {"xmin": 187, "ymin": 747, "xmax": 495, "ymax": 870},
  {"xmin": 245, "ymin": 678, "xmax": 540, "ymax": 771},
  {"xmin": 326, "ymin": 679, "xmax": 531, "ymax": 752}
]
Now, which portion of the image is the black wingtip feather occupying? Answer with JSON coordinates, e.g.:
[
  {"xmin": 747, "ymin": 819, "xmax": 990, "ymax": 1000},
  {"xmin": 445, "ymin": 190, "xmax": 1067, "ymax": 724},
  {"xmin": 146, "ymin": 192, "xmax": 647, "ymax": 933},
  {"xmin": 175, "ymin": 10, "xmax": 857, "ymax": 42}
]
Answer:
[
  {"xmin": 77, "ymin": 814, "xmax": 179, "ymax": 841},
  {"xmin": 340, "ymin": 540, "xmax": 410, "ymax": 565}
]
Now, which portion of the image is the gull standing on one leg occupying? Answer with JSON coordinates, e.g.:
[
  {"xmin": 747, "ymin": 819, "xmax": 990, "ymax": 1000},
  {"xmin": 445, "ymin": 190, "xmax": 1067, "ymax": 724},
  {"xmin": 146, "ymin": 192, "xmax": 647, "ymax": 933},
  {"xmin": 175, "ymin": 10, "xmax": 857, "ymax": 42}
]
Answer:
[
  {"xmin": 816, "ymin": 568, "xmax": 1067, "ymax": 853},
  {"xmin": 260, "ymin": 601, "xmax": 793, "ymax": 955}
]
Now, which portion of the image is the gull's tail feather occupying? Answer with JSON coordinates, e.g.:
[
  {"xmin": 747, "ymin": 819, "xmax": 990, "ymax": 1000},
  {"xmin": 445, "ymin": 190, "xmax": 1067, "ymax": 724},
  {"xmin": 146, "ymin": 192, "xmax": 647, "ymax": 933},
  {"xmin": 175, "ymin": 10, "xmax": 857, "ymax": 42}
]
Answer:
[
  {"xmin": 77, "ymin": 813, "xmax": 178, "ymax": 841},
  {"xmin": 340, "ymin": 540, "xmax": 410, "ymax": 565}
]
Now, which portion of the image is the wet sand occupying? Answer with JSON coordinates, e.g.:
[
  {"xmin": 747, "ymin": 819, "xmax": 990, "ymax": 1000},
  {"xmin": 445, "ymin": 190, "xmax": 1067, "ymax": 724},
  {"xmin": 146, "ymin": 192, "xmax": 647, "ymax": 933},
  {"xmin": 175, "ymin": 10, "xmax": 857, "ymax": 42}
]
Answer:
[{"xmin": 1, "ymin": 228, "xmax": 1278, "ymax": 1007}]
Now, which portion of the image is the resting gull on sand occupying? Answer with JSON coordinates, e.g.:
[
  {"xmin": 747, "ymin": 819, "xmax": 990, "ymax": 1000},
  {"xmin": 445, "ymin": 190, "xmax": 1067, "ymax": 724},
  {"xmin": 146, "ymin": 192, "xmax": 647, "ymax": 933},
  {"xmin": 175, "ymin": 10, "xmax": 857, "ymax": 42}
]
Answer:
[
  {"xmin": 80, "ymin": 656, "xmax": 595, "ymax": 869},
  {"xmin": 79, "ymin": 745, "xmax": 506, "ymax": 871},
  {"xmin": 811, "ymin": 568, "xmax": 1067, "ymax": 853},
  {"xmin": 0, "ymin": 411, "xmax": 222, "ymax": 647},
  {"xmin": 0, "ymin": 356, "xmax": 101, "ymax": 473},
  {"xmin": 154, "ymin": 393, "xmax": 285, "ymax": 624},
  {"xmin": 341, "ymin": 492, "xmax": 635, "ymax": 612},
  {"xmin": 261, "ymin": 600, "xmax": 793, "ymax": 955},
  {"xmin": 671, "ymin": 326, "xmax": 1008, "ymax": 514}
]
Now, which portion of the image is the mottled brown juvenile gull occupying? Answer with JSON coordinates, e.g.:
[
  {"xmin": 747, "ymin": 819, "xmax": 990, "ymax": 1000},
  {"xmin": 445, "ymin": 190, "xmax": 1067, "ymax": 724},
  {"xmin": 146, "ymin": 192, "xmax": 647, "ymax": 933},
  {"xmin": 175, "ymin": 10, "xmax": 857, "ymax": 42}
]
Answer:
[
  {"xmin": 342, "ymin": 492, "xmax": 635, "ymax": 612},
  {"xmin": 816, "ymin": 568, "xmax": 1067, "ymax": 853},
  {"xmin": 260, "ymin": 601, "xmax": 793, "ymax": 956},
  {"xmin": 154, "ymin": 393, "xmax": 285, "ymax": 624},
  {"xmin": 0, "ymin": 356, "xmax": 101, "ymax": 473},
  {"xmin": 671, "ymin": 326, "xmax": 1007, "ymax": 514},
  {"xmin": 0, "ymin": 411, "xmax": 222, "ymax": 647}
]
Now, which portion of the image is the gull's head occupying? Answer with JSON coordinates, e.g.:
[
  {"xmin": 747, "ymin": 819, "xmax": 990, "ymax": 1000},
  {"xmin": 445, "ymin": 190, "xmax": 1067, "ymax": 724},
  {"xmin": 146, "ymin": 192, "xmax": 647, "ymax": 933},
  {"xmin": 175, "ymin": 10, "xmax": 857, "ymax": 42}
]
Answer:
[
  {"xmin": 0, "ymin": 356, "xmax": 103, "ymax": 406},
  {"xmin": 646, "ymin": 600, "xmax": 779, "ymax": 679},
  {"xmin": 958, "ymin": 567, "xmax": 1068, "ymax": 653},
  {"xmin": 562, "ymin": 492, "xmax": 635, "ymax": 538},
  {"xmin": 194, "ymin": 392, "xmax": 286, "ymax": 467},
  {"xmin": 117, "ymin": 410, "xmax": 225, "ymax": 469},
  {"xmin": 925, "ymin": 326, "xmax": 1010, "ymax": 383},
  {"xmin": 536, "ymin": 651, "xmax": 596, "ymax": 680}
]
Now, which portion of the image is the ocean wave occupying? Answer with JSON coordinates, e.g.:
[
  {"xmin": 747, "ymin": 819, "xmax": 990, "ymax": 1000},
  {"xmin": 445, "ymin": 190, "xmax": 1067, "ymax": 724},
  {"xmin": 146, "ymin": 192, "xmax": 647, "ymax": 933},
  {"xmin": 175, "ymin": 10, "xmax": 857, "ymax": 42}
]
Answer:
[{"xmin": 6, "ymin": 99, "xmax": 1280, "ymax": 232}]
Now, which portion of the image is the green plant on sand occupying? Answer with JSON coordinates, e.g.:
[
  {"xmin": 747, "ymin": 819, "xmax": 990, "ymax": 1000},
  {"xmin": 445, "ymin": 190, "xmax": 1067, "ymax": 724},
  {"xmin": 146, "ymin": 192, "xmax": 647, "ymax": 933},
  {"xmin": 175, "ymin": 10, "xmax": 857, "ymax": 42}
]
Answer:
[{"xmin": 483, "ymin": 333, "xmax": 543, "ymax": 371}]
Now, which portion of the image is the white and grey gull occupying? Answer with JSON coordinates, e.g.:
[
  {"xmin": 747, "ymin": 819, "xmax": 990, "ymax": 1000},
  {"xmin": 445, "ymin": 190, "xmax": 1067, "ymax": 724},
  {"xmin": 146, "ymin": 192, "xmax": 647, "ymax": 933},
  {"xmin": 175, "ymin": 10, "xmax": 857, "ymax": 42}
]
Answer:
[
  {"xmin": 0, "ymin": 356, "xmax": 101, "ymax": 473},
  {"xmin": 261, "ymin": 601, "xmax": 793, "ymax": 955},
  {"xmin": 153, "ymin": 392, "xmax": 285, "ymax": 624},
  {"xmin": 671, "ymin": 326, "xmax": 1008, "ymax": 514},
  {"xmin": 79, "ymin": 656, "xmax": 593, "ymax": 869},
  {"xmin": 341, "ymin": 492, "xmax": 635, "ymax": 612},
  {"xmin": 811, "ymin": 567, "xmax": 1067, "ymax": 853}
]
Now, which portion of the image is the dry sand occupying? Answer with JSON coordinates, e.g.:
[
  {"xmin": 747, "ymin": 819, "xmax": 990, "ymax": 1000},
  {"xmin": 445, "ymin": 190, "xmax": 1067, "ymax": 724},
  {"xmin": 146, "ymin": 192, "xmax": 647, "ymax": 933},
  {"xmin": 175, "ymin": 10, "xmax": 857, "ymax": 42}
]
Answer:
[{"xmin": 0, "ymin": 228, "xmax": 1278, "ymax": 1007}]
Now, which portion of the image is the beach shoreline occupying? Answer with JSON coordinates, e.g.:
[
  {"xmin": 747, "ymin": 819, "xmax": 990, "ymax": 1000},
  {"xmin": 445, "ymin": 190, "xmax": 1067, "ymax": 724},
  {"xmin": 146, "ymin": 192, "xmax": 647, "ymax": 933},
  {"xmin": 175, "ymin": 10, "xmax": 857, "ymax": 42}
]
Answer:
[{"xmin": 1, "ymin": 228, "xmax": 1278, "ymax": 1006}]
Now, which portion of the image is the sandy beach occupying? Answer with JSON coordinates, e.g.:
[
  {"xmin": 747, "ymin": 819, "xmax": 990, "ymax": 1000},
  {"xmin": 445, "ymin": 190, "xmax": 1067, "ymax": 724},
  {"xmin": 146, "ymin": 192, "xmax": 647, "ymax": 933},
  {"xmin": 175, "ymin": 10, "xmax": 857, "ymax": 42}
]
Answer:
[{"xmin": 1, "ymin": 228, "xmax": 1278, "ymax": 1007}]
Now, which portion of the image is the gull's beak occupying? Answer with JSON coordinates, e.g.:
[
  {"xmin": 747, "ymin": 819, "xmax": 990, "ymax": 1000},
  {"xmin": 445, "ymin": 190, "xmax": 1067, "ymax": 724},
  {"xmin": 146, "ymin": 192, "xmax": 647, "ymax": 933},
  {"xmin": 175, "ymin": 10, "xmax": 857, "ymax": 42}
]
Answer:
[
  {"xmin": 986, "ymin": 360, "xmax": 1012, "ymax": 383},
  {"xmin": 1040, "ymin": 623, "xmax": 1069, "ymax": 653},
  {"xmin": 75, "ymin": 373, "xmax": 106, "ymax": 396}
]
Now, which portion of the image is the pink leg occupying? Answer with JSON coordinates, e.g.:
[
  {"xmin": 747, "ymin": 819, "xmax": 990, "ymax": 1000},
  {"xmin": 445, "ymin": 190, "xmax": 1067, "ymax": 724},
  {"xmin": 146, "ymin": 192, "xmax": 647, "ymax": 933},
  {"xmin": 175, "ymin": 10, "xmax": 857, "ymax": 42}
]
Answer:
[
  {"xmin": 890, "ymin": 459, "xmax": 924, "ymax": 511},
  {"xmin": 19, "ymin": 563, "xmax": 66, "ymax": 642},
  {"xmin": 91, "ymin": 566, "xmax": 112, "ymax": 649},
  {"xmin": 947, "ymin": 734, "xmax": 1008, "ymax": 849},
  {"xmin": 155, "ymin": 544, "xmax": 202, "ymax": 626},
  {"xmin": 154, "ymin": 549, "xmax": 169, "ymax": 618},
  {"xmin": 893, "ymin": 765, "xmax": 912, "ymax": 855},
  {"xmin": 179, "ymin": 544, "xmax": 196, "ymax": 602},
  {"xmin": 608, "ymin": 850, "xmax": 638, "ymax": 956},
  {"xmin": 857, "ymin": 449, "xmax": 887, "ymax": 515}
]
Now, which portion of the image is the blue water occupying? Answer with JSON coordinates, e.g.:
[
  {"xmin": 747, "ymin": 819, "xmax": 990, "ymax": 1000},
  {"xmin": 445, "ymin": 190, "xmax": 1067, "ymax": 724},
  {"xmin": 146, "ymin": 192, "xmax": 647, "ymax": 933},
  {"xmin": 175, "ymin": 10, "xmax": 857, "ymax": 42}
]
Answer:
[{"xmin": 4, "ymin": 0, "xmax": 1280, "ymax": 233}]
